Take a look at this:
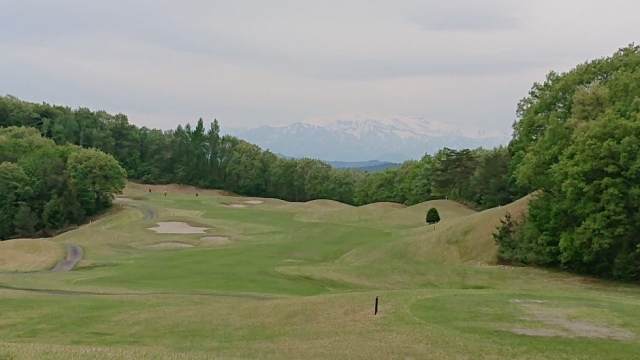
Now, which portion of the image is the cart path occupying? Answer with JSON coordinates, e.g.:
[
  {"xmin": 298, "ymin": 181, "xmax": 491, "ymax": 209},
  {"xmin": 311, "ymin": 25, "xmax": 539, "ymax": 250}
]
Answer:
[
  {"xmin": 50, "ymin": 244, "xmax": 83, "ymax": 272},
  {"xmin": 47, "ymin": 204, "xmax": 155, "ymax": 273},
  {"xmin": 130, "ymin": 204, "xmax": 157, "ymax": 220}
]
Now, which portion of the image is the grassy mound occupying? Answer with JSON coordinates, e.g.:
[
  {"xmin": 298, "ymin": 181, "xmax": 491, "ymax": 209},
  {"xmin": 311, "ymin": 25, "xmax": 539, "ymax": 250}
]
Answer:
[
  {"xmin": 0, "ymin": 239, "xmax": 65, "ymax": 272},
  {"xmin": 296, "ymin": 201, "xmax": 406, "ymax": 223},
  {"xmin": 372, "ymin": 199, "xmax": 476, "ymax": 229},
  {"xmin": 404, "ymin": 195, "xmax": 532, "ymax": 265},
  {"xmin": 303, "ymin": 199, "xmax": 354, "ymax": 210}
]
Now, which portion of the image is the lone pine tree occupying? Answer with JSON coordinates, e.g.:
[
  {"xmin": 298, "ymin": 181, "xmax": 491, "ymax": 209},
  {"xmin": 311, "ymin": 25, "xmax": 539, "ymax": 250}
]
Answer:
[{"xmin": 426, "ymin": 207, "xmax": 440, "ymax": 225}]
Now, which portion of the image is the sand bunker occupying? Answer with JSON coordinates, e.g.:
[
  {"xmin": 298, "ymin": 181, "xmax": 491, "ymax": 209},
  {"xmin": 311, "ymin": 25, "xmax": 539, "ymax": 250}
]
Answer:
[
  {"xmin": 228, "ymin": 204, "xmax": 247, "ymax": 208},
  {"xmin": 149, "ymin": 242, "xmax": 194, "ymax": 248},
  {"xmin": 243, "ymin": 200, "xmax": 264, "ymax": 205},
  {"xmin": 201, "ymin": 236, "xmax": 231, "ymax": 244},
  {"xmin": 148, "ymin": 222, "xmax": 209, "ymax": 234},
  {"xmin": 283, "ymin": 259, "xmax": 304, "ymax": 262}
]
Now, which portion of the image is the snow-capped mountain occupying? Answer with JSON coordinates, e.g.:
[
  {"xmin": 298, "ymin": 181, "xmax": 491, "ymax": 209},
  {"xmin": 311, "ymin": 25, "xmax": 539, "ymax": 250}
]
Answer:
[{"xmin": 223, "ymin": 114, "xmax": 511, "ymax": 162}]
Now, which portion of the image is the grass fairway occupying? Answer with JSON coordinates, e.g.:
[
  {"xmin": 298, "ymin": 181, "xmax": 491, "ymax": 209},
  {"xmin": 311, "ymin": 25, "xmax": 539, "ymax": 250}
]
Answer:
[{"xmin": 0, "ymin": 188, "xmax": 639, "ymax": 359}]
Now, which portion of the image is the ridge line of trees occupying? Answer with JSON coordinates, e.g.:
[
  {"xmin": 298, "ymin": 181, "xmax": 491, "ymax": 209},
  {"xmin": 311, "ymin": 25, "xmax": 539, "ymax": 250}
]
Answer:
[{"xmin": 0, "ymin": 97, "xmax": 513, "ymax": 210}]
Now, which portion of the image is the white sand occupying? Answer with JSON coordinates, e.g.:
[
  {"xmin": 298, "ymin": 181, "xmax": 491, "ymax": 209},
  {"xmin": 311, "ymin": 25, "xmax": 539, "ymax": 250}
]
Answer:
[
  {"xmin": 243, "ymin": 200, "xmax": 264, "ymax": 205},
  {"xmin": 148, "ymin": 222, "xmax": 209, "ymax": 234},
  {"xmin": 149, "ymin": 242, "xmax": 194, "ymax": 248},
  {"xmin": 201, "ymin": 236, "xmax": 231, "ymax": 244},
  {"xmin": 228, "ymin": 204, "xmax": 247, "ymax": 208}
]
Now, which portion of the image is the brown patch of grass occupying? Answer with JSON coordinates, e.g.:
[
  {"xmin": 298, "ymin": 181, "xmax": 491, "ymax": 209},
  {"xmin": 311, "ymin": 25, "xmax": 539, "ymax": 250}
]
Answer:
[
  {"xmin": 510, "ymin": 299, "xmax": 635, "ymax": 340},
  {"xmin": 0, "ymin": 239, "xmax": 65, "ymax": 272},
  {"xmin": 201, "ymin": 237, "xmax": 231, "ymax": 244}
]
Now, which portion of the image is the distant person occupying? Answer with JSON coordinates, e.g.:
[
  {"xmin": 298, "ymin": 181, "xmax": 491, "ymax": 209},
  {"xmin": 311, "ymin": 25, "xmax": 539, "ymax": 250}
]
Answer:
[
  {"xmin": 148, "ymin": 188, "xmax": 152, "ymax": 196},
  {"xmin": 164, "ymin": 191, "xmax": 167, "ymax": 197}
]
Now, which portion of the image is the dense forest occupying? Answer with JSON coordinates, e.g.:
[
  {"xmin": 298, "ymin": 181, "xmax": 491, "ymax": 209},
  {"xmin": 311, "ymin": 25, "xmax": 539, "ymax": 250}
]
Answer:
[
  {"xmin": 0, "ymin": 126, "xmax": 126, "ymax": 240},
  {"xmin": 496, "ymin": 44, "xmax": 640, "ymax": 280},
  {"xmin": 1, "ymin": 44, "xmax": 638, "ymax": 280}
]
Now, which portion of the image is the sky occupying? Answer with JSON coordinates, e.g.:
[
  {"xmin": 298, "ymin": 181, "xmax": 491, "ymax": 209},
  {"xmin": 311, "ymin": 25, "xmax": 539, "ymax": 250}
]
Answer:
[{"xmin": 1, "ymin": 0, "xmax": 639, "ymax": 131}]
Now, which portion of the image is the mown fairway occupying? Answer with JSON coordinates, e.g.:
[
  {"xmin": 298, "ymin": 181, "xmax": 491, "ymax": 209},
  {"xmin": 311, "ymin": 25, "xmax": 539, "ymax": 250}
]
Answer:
[{"xmin": 1, "ymin": 185, "xmax": 639, "ymax": 359}]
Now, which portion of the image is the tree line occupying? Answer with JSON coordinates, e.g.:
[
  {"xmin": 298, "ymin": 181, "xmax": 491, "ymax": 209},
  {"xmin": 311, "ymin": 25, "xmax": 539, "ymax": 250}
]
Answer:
[
  {"xmin": 2, "ymin": 44, "xmax": 639, "ymax": 280},
  {"xmin": 0, "ymin": 126, "xmax": 126, "ymax": 240},
  {"xmin": 496, "ymin": 44, "xmax": 640, "ymax": 280},
  {"xmin": 0, "ymin": 96, "xmax": 511, "ymax": 211}
]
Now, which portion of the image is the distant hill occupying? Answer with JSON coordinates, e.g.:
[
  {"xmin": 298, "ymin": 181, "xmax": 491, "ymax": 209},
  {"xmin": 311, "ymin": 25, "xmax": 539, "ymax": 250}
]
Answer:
[
  {"xmin": 328, "ymin": 161, "xmax": 401, "ymax": 173},
  {"xmin": 356, "ymin": 162, "xmax": 401, "ymax": 173},
  {"xmin": 326, "ymin": 160, "xmax": 396, "ymax": 169},
  {"xmin": 275, "ymin": 156, "xmax": 400, "ymax": 173}
]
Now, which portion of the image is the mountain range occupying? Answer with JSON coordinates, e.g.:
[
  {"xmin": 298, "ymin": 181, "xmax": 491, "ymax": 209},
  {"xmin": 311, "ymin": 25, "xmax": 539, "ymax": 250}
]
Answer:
[{"xmin": 224, "ymin": 114, "xmax": 512, "ymax": 162}]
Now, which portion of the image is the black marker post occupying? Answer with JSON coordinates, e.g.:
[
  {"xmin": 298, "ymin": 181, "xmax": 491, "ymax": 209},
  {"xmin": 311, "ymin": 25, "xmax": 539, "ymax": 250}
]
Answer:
[{"xmin": 374, "ymin": 296, "xmax": 379, "ymax": 315}]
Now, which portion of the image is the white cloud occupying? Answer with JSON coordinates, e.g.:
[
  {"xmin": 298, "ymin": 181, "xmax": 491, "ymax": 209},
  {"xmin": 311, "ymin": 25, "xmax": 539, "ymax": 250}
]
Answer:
[{"xmin": 1, "ymin": 0, "xmax": 639, "ymax": 130}]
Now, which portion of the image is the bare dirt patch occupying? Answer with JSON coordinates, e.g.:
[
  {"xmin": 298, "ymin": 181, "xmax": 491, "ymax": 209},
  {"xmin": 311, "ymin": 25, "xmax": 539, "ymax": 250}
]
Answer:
[
  {"xmin": 512, "ymin": 328, "xmax": 565, "ymax": 337},
  {"xmin": 149, "ymin": 242, "xmax": 194, "ymax": 248},
  {"xmin": 201, "ymin": 236, "xmax": 231, "ymax": 244},
  {"xmin": 510, "ymin": 300, "xmax": 635, "ymax": 340},
  {"xmin": 243, "ymin": 200, "xmax": 264, "ymax": 205},
  {"xmin": 148, "ymin": 222, "xmax": 209, "ymax": 234}
]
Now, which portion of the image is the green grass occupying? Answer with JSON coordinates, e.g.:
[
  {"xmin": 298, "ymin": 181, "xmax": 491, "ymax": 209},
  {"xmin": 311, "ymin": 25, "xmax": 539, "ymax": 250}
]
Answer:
[{"xmin": 0, "ymin": 188, "xmax": 639, "ymax": 359}]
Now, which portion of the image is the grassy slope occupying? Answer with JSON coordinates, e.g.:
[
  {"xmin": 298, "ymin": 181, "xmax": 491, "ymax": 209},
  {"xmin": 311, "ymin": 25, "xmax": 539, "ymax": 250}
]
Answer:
[
  {"xmin": 0, "ymin": 186, "xmax": 639, "ymax": 359},
  {"xmin": 0, "ymin": 239, "xmax": 65, "ymax": 272}
]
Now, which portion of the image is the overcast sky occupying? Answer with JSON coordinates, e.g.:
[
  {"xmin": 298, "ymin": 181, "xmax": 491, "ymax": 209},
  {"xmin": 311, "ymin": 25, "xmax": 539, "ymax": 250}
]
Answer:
[{"xmin": 1, "ymin": 1, "xmax": 639, "ymax": 131}]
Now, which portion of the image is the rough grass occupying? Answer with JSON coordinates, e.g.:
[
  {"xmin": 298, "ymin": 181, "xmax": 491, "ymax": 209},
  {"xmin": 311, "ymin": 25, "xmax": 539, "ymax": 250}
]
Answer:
[
  {"xmin": 0, "ymin": 239, "xmax": 64, "ymax": 272},
  {"xmin": 0, "ymin": 188, "xmax": 639, "ymax": 359},
  {"xmin": 402, "ymin": 195, "xmax": 532, "ymax": 265}
]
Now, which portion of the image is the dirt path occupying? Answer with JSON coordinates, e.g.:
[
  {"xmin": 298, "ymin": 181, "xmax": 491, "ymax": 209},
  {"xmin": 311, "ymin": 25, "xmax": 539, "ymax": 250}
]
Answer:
[{"xmin": 49, "ymin": 245, "xmax": 83, "ymax": 272}]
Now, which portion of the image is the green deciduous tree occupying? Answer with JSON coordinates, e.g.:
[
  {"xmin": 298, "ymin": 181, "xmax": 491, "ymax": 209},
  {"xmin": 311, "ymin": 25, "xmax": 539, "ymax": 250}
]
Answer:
[
  {"xmin": 504, "ymin": 44, "xmax": 640, "ymax": 280},
  {"xmin": 66, "ymin": 148, "xmax": 127, "ymax": 215},
  {"xmin": 0, "ymin": 162, "xmax": 29, "ymax": 239},
  {"xmin": 13, "ymin": 205, "xmax": 38, "ymax": 238}
]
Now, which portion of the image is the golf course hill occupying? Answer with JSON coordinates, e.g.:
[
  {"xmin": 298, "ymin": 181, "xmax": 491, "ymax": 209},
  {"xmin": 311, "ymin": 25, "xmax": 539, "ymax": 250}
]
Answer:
[
  {"xmin": 0, "ymin": 184, "xmax": 638, "ymax": 359},
  {"xmin": 0, "ymin": 186, "xmax": 532, "ymax": 275}
]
